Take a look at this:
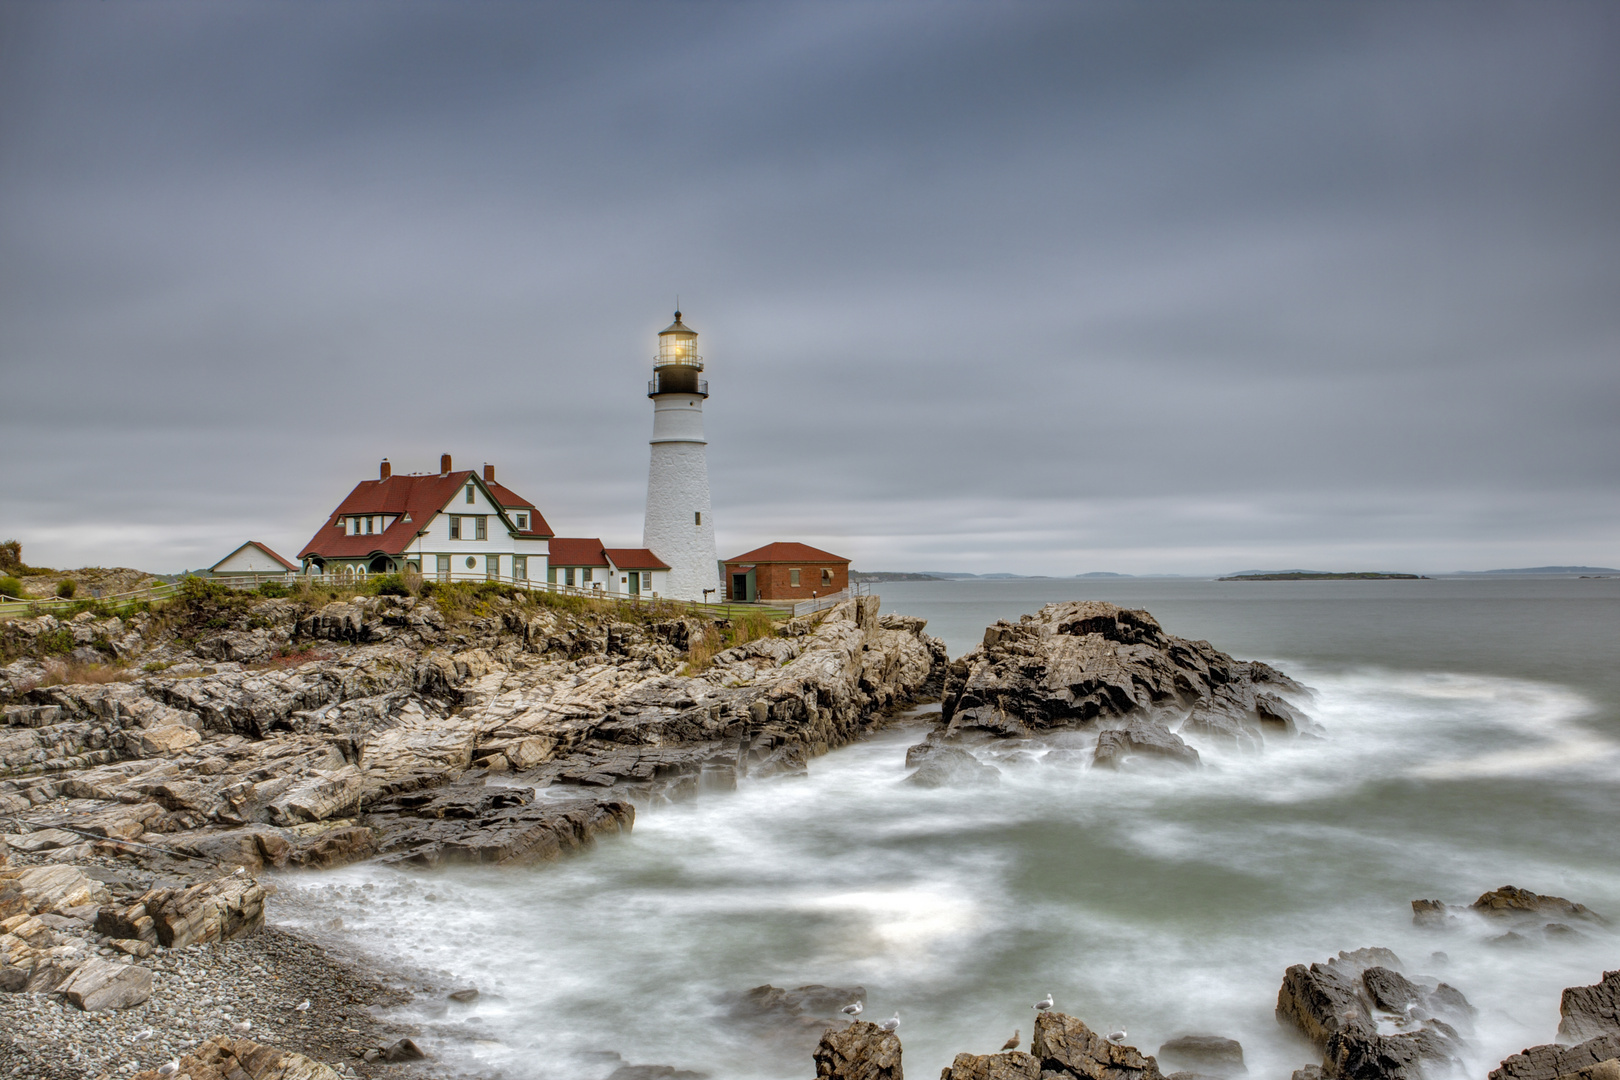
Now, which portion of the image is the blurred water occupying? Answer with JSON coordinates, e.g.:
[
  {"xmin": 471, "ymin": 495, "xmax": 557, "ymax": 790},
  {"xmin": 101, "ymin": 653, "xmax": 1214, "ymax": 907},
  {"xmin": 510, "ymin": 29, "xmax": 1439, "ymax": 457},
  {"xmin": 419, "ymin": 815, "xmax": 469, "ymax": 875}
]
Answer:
[{"xmin": 279, "ymin": 577, "xmax": 1620, "ymax": 1079}]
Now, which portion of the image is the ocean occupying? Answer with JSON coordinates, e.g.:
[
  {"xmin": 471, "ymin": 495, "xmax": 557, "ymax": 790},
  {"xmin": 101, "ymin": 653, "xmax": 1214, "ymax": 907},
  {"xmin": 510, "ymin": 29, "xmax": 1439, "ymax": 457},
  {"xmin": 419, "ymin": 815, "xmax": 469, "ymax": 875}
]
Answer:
[{"xmin": 279, "ymin": 576, "xmax": 1620, "ymax": 1079}]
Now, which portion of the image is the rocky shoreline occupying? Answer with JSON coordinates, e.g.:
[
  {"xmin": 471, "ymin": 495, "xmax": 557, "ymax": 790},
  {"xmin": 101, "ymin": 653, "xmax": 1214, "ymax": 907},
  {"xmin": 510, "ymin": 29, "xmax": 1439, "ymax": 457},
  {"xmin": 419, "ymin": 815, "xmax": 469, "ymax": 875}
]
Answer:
[{"xmin": 3, "ymin": 590, "xmax": 1616, "ymax": 1080}]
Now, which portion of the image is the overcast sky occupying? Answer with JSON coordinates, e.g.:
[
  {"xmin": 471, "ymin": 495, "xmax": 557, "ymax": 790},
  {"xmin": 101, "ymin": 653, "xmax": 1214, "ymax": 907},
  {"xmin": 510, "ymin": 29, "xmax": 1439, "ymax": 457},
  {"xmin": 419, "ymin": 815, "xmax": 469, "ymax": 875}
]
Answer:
[{"xmin": 2, "ymin": 2, "xmax": 1616, "ymax": 576}]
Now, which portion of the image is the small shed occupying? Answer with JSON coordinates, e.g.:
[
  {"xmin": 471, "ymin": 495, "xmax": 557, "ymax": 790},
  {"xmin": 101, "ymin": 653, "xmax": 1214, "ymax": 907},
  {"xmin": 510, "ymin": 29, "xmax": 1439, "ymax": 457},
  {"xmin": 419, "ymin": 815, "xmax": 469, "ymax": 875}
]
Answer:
[
  {"xmin": 722, "ymin": 543, "xmax": 849, "ymax": 602},
  {"xmin": 210, "ymin": 541, "xmax": 299, "ymax": 577}
]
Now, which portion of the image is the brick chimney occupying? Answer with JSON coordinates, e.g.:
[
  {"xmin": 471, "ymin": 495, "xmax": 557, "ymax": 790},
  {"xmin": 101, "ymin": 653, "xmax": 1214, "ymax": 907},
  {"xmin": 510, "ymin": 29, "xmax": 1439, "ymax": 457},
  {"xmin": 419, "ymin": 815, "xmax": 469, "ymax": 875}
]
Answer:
[
  {"xmin": 380, "ymin": 459, "xmax": 391, "ymax": 480},
  {"xmin": 440, "ymin": 453, "xmax": 452, "ymax": 475},
  {"xmin": 483, "ymin": 463, "xmax": 495, "ymax": 482}
]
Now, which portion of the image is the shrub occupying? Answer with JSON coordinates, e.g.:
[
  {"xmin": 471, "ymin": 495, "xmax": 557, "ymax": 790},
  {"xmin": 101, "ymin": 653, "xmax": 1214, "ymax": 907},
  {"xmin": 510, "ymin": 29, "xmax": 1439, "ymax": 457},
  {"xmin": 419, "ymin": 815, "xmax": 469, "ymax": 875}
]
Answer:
[
  {"xmin": 179, "ymin": 575, "xmax": 231, "ymax": 603},
  {"xmin": 0, "ymin": 577, "xmax": 22, "ymax": 599},
  {"xmin": 55, "ymin": 579, "xmax": 77, "ymax": 599},
  {"xmin": 0, "ymin": 539, "xmax": 19, "ymax": 574},
  {"xmin": 38, "ymin": 629, "xmax": 75, "ymax": 655},
  {"xmin": 256, "ymin": 580, "xmax": 289, "ymax": 598},
  {"xmin": 366, "ymin": 573, "xmax": 410, "ymax": 597}
]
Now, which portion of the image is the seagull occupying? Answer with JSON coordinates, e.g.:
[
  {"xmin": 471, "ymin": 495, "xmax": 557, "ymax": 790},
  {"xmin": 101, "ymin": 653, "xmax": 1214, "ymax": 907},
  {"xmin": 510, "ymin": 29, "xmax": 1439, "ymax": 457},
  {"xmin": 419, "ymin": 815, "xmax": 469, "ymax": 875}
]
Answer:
[
  {"xmin": 842, "ymin": 1001, "xmax": 864, "ymax": 1017},
  {"xmin": 1107, "ymin": 1028, "xmax": 1127, "ymax": 1044},
  {"xmin": 234, "ymin": 1020, "xmax": 253, "ymax": 1032},
  {"xmin": 232, "ymin": 866, "xmax": 247, "ymax": 876},
  {"xmin": 880, "ymin": 1013, "xmax": 900, "ymax": 1033},
  {"xmin": 295, "ymin": 999, "xmax": 311, "ymax": 1012},
  {"xmin": 1001, "ymin": 1030, "xmax": 1020, "ymax": 1051},
  {"xmin": 157, "ymin": 1062, "xmax": 180, "ymax": 1078},
  {"xmin": 133, "ymin": 1029, "xmax": 154, "ymax": 1042},
  {"xmin": 1033, "ymin": 993, "xmax": 1053, "ymax": 1012}
]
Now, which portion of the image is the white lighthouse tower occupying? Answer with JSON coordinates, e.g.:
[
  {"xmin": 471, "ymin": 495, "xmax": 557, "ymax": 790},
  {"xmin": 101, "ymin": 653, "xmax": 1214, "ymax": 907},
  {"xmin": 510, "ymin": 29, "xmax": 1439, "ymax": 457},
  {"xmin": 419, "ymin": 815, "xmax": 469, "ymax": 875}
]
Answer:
[{"xmin": 642, "ymin": 310, "xmax": 720, "ymax": 602}]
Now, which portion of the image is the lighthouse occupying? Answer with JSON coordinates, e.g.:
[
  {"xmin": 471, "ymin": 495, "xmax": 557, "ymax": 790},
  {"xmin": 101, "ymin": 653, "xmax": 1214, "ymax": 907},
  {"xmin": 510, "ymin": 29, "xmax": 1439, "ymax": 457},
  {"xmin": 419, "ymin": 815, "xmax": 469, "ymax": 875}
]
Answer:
[{"xmin": 642, "ymin": 311, "xmax": 720, "ymax": 602}]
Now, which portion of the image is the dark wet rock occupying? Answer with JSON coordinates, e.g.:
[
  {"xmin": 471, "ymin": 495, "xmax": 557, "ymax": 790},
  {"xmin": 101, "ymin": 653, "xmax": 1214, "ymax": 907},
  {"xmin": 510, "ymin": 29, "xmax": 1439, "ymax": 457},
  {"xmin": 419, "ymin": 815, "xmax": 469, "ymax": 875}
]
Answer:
[
  {"xmin": 1094, "ymin": 719, "xmax": 1199, "ymax": 769},
  {"xmin": 1158, "ymin": 1035, "xmax": 1245, "ymax": 1076},
  {"xmin": 728, "ymin": 982, "xmax": 866, "ymax": 1026},
  {"xmin": 1560, "ymin": 970, "xmax": 1620, "ymax": 1044},
  {"xmin": 1032, "ymin": 1010, "xmax": 1164, "ymax": 1080},
  {"xmin": 1277, "ymin": 948, "xmax": 1468, "ymax": 1078},
  {"xmin": 374, "ymin": 797, "xmax": 634, "ymax": 868},
  {"xmin": 942, "ymin": 1051, "xmax": 1042, "ymax": 1079},
  {"xmin": 0, "ymin": 965, "xmax": 25, "ymax": 992},
  {"xmin": 1362, "ymin": 968, "xmax": 1424, "ymax": 1014},
  {"xmin": 448, "ymin": 986, "xmax": 479, "ymax": 1003},
  {"xmin": 904, "ymin": 743, "xmax": 1001, "ymax": 787},
  {"xmin": 1291, "ymin": 1067, "xmax": 1326, "ymax": 1080},
  {"xmin": 1473, "ymin": 886, "xmax": 1603, "ymax": 923},
  {"xmin": 607, "ymin": 1066, "xmax": 707, "ymax": 1080},
  {"xmin": 939, "ymin": 601, "xmax": 1310, "ymax": 746},
  {"xmin": 380, "ymin": 1037, "xmax": 427, "ymax": 1062},
  {"xmin": 814, "ymin": 1018, "xmax": 902, "ymax": 1080},
  {"xmin": 1490, "ymin": 1034, "xmax": 1620, "ymax": 1080},
  {"xmin": 1410, "ymin": 900, "xmax": 1450, "ymax": 929}
]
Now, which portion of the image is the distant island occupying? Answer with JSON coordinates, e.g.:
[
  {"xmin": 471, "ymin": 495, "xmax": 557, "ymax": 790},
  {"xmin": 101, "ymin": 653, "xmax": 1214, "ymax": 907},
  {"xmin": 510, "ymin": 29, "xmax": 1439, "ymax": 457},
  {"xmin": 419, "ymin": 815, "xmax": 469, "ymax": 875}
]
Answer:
[
  {"xmin": 1450, "ymin": 565, "xmax": 1619, "ymax": 576},
  {"xmin": 849, "ymin": 571, "xmax": 948, "ymax": 582},
  {"xmin": 1219, "ymin": 571, "xmax": 1428, "ymax": 581}
]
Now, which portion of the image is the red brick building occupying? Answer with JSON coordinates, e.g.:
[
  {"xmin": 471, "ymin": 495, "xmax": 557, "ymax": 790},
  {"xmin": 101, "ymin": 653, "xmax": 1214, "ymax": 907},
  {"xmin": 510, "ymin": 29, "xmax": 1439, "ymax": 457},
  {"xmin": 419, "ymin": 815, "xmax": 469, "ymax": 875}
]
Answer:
[{"xmin": 722, "ymin": 543, "xmax": 850, "ymax": 602}]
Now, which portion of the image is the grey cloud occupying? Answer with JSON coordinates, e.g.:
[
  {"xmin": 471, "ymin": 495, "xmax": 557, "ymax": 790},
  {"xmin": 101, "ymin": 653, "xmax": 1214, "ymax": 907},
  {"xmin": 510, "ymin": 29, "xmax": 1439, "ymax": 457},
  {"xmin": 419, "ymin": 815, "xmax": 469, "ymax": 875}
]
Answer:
[{"xmin": 1, "ymin": 2, "xmax": 1616, "ymax": 574}]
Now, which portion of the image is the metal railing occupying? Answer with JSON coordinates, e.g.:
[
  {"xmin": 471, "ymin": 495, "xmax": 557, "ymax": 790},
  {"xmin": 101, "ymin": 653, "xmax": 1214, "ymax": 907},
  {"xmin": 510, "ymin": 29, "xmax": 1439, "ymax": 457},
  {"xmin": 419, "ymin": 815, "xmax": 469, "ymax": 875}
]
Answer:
[
  {"xmin": 788, "ymin": 588, "xmax": 852, "ymax": 617},
  {"xmin": 647, "ymin": 378, "xmax": 708, "ymax": 396}
]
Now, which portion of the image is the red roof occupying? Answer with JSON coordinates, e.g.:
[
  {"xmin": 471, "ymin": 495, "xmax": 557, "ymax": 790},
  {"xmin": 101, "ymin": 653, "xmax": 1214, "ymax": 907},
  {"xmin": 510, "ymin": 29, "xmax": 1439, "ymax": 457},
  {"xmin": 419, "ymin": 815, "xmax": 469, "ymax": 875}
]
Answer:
[
  {"xmin": 605, "ymin": 548, "xmax": 670, "ymax": 570},
  {"xmin": 724, "ymin": 542, "xmax": 848, "ymax": 565},
  {"xmin": 298, "ymin": 470, "xmax": 553, "ymax": 561},
  {"xmin": 549, "ymin": 538, "xmax": 610, "ymax": 567}
]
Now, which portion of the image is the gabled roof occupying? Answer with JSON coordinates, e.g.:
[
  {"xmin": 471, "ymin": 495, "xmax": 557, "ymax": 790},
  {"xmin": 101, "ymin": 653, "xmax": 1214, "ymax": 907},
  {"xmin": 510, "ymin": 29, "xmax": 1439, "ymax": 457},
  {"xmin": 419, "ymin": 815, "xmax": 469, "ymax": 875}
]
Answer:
[
  {"xmin": 725, "ymin": 542, "xmax": 848, "ymax": 565},
  {"xmin": 210, "ymin": 541, "xmax": 299, "ymax": 573},
  {"xmin": 605, "ymin": 548, "xmax": 670, "ymax": 571},
  {"xmin": 299, "ymin": 470, "xmax": 553, "ymax": 561},
  {"xmin": 549, "ymin": 538, "xmax": 610, "ymax": 568}
]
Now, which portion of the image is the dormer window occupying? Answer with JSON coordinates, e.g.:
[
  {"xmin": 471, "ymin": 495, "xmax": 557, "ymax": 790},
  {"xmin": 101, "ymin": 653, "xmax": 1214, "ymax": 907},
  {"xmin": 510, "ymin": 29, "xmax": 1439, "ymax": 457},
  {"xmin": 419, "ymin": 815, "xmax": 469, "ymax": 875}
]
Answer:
[{"xmin": 516, "ymin": 513, "xmax": 529, "ymax": 531}]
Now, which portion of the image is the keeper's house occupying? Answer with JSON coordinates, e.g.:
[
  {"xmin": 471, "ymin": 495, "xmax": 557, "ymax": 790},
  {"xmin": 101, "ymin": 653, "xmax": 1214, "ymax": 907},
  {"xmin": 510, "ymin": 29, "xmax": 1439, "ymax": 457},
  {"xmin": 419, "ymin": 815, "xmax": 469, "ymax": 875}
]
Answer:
[
  {"xmin": 548, "ymin": 538, "xmax": 670, "ymax": 597},
  {"xmin": 722, "ymin": 542, "xmax": 849, "ymax": 603},
  {"xmin": 298, "ymin": 455, "xmax": 553, "ymax": 581}
]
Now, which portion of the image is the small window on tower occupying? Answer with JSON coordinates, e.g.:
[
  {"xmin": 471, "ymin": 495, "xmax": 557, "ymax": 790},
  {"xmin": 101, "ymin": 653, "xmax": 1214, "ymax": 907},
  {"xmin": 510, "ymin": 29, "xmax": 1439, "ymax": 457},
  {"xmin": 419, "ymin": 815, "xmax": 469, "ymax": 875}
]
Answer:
[
  {"xmin": 695, "ymin": 511, "xmax": 702, "ymax": 526},
  {"xmin": 516, "ymin": 513, "xmax": 529, "ymax": 530},
  {"xmin": 466, "ymin": 485, "xmax": 475, "ymax": 504}
]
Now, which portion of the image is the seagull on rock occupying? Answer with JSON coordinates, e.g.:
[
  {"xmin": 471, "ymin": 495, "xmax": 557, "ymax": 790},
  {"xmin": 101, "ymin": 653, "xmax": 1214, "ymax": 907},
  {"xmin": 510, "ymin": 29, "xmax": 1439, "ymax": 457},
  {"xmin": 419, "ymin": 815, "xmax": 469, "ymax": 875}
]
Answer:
[
  {"xmin": 157, "ymin": 1062, "xmax": 180, "ymax": 1078},
  {"xmin": 880, "ymin": 1014, "xmax": 900, "ymax": 1033},
  {"xmin": 1001, "ymin": 1030, "xmax": 1020, "ymax": 1051},
  {"xmin": 842, "ymin": 1000, "xmax": 864, "ymax": 1017},
  {"xmin": 1107, "ymin": 1028, "xmax": 1127, "ymax": 1044},
  {"xmin": 295, "ymin": 999, "xmax": 311, "ymax": 1012},
  {"xmin": 1033, "ymin": 993, "xmax": 1053, "ymax": 1012}
]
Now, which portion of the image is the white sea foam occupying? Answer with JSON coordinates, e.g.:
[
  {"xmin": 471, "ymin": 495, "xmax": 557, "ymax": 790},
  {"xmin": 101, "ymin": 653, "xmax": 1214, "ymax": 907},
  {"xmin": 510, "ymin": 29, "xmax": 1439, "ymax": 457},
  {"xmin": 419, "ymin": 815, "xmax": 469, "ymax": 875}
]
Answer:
[{"xmin": 277, "ymin": 665, "xmax": 1620, "ymax": 1080}]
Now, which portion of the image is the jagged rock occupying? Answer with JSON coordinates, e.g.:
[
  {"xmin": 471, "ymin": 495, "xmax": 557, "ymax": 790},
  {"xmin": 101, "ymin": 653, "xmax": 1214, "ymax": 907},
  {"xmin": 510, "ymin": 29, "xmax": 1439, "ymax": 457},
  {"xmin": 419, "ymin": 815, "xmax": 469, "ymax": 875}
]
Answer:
[
  {"xmin": 133, "ymin": 873, "xmax": 267, "ymax": 948},
  {"xmin": 132, "ymin": 1035, "xmax": 342, "ymax": 1080},
  {"xmin": 1032, "ymin": 1011, "xmax": 1163, "ymax": 1080},
  {"xmin": 1474, "ymin": 886, "xmax": 1602, "ymax": 923},
  {"xmin": 375, "ymin": 798, "xmax": 633, "ymax": 867},
  {"xmin": 814, "ymin": 1019, "xmax": 902, "ymax": 1080},
  {"xmin": 904, "ymin": 743, "xmax": 1001, "ymax": 787},
  {"xmin": 57, "ymin": 955, "xmax": 153, "ymax": 1010},
  {"xmin": 1157, "ymin": 1036, "xmax": 1245, "ymax": 1076},
  {"xmin": 1410, "ymin": 900, "xmax": 1450, "ymax": 928},
  {"xmin": 940, "ymin": 602, "xmax": 1309, "ymax": 745},
  {"xmin": 138, "ymin": 723, "xmax": 202, "ymax": 756},
  {"xmin": 941, "ymin": 1051, "xmax": 1042, "ymax": 1079},
  {"xmin": 1490, "ymin": 1035, "xmax": 1620, "ymax": 1080},
  {"xmin": 3, "ymin": 828, "xmax": 82, "ymax": 853},
  {"xmin": 1560, "ymin": 971, "xmax": 1620, "ymax": 1044},
  {"xmin": 1094, "ymin": 719, "xmax": 1199, "ymax": 769},
  {"xmin": 1277, "ymin": 949, "xmax": 1468, "ymax": 1079},
  {"xmin": 448, "ymin": 986, "xmax": 479, "ymax": 1002},
  {"xmin": 0, "ymin": 863, "xmax": 110, "ymax": 914},
  {"xmin": 0, "ymin": 964, "xmax": 26, "ymax": 991},
  {"xmin": 1291, "ymin": 1067, "xmax": 1325, "ymax": 1080}
]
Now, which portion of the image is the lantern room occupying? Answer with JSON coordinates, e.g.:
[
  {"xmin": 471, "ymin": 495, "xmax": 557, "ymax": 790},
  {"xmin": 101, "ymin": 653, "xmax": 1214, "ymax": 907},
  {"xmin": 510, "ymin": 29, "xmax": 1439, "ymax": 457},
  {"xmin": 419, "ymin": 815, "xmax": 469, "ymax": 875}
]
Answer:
[{"xmin": 650, "ymin": 310, "xmax": 708, "ymax": 397}]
